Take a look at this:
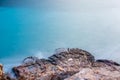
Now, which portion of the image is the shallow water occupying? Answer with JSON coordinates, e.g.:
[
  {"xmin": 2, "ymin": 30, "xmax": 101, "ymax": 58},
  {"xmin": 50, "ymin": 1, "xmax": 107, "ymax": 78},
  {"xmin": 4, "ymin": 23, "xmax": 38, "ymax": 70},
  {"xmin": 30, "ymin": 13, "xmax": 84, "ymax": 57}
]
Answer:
[{"xmin": 1, "ymin": 0, "xmax": 120, "ymax": 70}]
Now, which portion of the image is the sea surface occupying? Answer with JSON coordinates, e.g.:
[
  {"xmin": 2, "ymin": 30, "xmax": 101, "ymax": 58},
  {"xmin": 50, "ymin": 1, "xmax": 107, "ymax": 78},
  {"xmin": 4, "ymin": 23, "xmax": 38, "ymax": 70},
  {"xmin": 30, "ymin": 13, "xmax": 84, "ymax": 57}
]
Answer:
[{"xmin": 1, "ymin": 0, "xmax": 120, "ymax": 71}]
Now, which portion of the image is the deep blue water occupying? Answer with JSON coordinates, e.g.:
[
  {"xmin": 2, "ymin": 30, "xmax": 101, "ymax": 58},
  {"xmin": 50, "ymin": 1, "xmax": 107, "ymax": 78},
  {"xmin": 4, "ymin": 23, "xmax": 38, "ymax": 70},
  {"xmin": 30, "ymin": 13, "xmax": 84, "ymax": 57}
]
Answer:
[{"xmin": 1, "ymin": 0, "xmax": 120, "ymax": 71}]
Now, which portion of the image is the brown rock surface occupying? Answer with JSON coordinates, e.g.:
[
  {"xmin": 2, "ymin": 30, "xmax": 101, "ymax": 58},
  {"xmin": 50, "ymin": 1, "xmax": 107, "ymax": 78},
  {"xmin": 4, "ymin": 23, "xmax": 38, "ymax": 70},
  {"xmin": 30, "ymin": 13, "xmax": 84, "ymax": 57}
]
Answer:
[
  {"xmin": 64, "ymin": 67, "xmax": 120, "ymax": 80},
  {"xmin": 65, "ymin": 59, "xmax": 120, "ymax": 80},
  {"xmin": 12, "ymin": 48, "xmax": 95, "ymax": 80},
  {"xmin": 0, "ymin": 64, "xmax": 3, "ymax": 80},
  {"xmin": 1, "ymin": 48, "xmax": 120, "ymax": 80}
]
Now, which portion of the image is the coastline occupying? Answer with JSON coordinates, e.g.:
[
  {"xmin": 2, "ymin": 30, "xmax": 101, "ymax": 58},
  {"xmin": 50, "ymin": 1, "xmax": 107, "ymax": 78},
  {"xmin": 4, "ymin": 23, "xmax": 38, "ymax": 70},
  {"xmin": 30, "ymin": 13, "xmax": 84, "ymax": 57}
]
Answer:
[{"xmin": 1, "ymin": 48, "xmax": 120, "ymax": 80}]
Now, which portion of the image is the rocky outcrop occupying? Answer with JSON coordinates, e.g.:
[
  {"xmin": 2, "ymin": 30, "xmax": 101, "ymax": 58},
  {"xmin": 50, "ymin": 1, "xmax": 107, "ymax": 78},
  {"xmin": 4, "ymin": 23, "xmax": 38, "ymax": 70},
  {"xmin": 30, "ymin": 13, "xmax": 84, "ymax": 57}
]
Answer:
[
  {"xmin": 12, "ymin": 48, "xmax": 95, "ymax": 80},
  {"xmin": 1, "ymin": 48, "xmax": 120, "ymax": 80},
  {"xmin": 0, "ymin": 64, "xmax": 14, "ymax": 80},
  {"xmin": 0, "ymin": 64, "xmax": 3, "ymax": 80},
  {"xmin": 65, "ymin": 67, "xmax": 120, "ymax": 80},
  {"xmin": 65, "ymin": 60, "xmax": 120, "ymax": 80}
]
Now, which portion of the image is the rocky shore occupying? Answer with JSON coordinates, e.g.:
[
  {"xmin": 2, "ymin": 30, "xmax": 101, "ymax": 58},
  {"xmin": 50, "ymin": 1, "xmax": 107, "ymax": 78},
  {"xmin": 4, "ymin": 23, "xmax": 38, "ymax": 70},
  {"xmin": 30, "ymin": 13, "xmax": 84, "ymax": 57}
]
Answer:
[{"xmin": 0, "ymin": 48, "xmax": 120, "ymax": 80}]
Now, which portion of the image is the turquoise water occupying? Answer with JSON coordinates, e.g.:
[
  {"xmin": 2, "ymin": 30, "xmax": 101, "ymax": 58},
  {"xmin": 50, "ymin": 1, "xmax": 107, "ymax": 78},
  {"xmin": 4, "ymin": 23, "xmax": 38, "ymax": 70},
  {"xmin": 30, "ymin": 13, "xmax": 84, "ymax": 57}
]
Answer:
[{"xmin": 1, "ymin": 0, "xmax": 120, "ymax": 70}]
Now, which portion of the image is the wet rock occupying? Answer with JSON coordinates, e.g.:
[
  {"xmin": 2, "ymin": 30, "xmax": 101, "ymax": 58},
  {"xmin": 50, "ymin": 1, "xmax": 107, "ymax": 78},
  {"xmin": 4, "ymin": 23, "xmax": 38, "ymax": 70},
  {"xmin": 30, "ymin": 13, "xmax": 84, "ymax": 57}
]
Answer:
[
  {"xmin": 1, "ymin": 48, "xmax": 120, "ymax": 80},
  {"xmin": 93, "ymin": 59, "xmax": 120, "ymax": 72},
  {"xmin": 49, "ymin": 48, "xmax": 95, "ymax": 67},
  {"xmin": 96, "ymin": 59, "xmax": 120, "ymax": 66},
  {"xmin": 0, "ymin": 64, "xmax": 3, "ymax": 80},
  {"xmin": 12, "ymin": 48, "xmax": 95, "ymax": 80},
  {"xmin": 0, "ymin": 65, "xmax": 11, "ymax": 80}
]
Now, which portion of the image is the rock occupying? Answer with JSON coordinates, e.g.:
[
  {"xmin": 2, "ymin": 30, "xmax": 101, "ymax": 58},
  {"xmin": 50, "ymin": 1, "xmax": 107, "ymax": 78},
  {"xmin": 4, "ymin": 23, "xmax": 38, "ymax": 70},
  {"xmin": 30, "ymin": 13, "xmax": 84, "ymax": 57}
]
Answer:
[
  {"xmin": 12, "ymin": 48, "xmax": 95, "ymax": 80},
  {"xmin": 65, "ymin": 59, "xmax": 120, "ymax": 80},
  {"xmin": 93, "ymin": 59, "xmax": 120, "ymax": 72},
  {"xmin": 13, "ymin": 59, "xmax": 54, "ymax": 80},
  {"xmin": 65, "ymin": 67, "xmax": 120, "ymax": 80},
  {"xmin": 1, "ymin": 48, "xmax": 120, "ymax": 80},
  {"xmin": 49, "ymin": 48, "xmax": 95, "ymax": 67},
  {"xmin": 0, "ymin": 65, "xmax": 16, "ymax": 80},
  {"xmin": 0, "ymin": 64, "xmax": 3, "ymax": 79}
]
